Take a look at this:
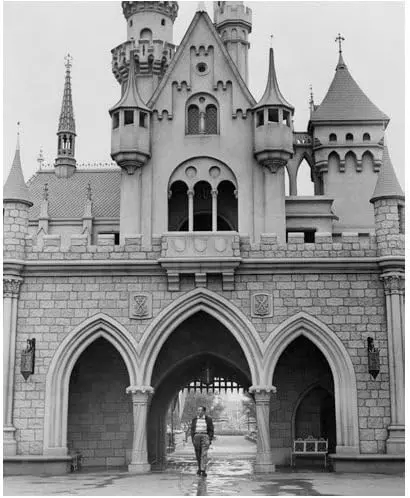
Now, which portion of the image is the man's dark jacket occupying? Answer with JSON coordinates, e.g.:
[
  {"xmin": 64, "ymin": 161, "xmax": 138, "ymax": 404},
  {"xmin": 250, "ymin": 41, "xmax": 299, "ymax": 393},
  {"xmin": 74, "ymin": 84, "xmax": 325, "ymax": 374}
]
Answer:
[{"xmin": 191, "ymin": 415, "xmax": 214, "ymax": 441}]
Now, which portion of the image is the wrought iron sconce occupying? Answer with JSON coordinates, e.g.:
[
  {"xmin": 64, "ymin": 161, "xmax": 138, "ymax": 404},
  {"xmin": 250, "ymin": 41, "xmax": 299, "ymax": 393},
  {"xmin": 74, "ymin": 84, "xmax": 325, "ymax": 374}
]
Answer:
[
  {"xmin": 21, "ymin": 338, "xmax": 36, "ymax": 380},
  {"xmin": 367, "ymin": 337, "xmax": 380, "ymax": 379}
]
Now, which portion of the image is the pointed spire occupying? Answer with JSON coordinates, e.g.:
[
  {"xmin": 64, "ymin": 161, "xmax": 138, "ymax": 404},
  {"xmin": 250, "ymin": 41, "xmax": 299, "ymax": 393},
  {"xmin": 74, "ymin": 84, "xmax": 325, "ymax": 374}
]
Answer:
[
  {"xmin": 370, "ymin": 144, "xmax": 404, "ymax": 203},
  {"xmin": 3, "ymin": 124, "xmax": 32, "ymax": 207},
  {"xmin": 253, "ymin": 45, "xmax": 293, "ymax": 110},
  {"xmin": 110, "ymin": 51, "xmax": 149, "ymax": 112},
  {"xmin": 310, "ymin": 36, "xmax": 389, "ymax": 123},
  {"xmin": 58, "ymin": 54, "xmax": 76, "ymax": 134}
]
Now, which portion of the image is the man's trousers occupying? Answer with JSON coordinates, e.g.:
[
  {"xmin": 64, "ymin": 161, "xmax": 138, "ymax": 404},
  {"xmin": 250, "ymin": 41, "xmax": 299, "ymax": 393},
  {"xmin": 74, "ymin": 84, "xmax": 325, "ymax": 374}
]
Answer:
[{"xmin": 193, "ymin": 434, "xmax": 210, "ymax": 471}]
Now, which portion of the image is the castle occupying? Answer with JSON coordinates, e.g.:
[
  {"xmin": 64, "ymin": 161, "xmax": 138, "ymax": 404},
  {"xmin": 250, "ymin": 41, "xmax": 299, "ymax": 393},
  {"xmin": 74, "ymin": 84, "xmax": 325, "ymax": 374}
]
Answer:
[{"xmin": 3, "ymin": 1, "xmax": 404, "ymax": 475}]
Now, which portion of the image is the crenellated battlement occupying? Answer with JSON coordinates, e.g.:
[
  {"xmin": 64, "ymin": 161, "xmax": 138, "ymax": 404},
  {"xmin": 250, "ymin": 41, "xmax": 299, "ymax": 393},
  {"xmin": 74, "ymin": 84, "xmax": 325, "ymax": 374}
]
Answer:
[
  {"xmin": 18, "ymin": 230, "xmax": 405, "ymax": 262},
  {"xmin": 112, "ymin": 40, "xmax": 176, "ymax": 85},
  {"xmin": 214, "ymin": 2, "xmax": 252, "ymax": 30}
]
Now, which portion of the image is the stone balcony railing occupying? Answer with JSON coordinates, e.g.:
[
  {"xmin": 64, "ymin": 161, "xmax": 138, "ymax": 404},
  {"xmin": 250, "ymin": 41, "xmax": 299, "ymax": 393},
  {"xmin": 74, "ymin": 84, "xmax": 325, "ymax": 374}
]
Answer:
[{"xmin": 159, "ymin": 232, "xmax": 241, "ymax": 290}]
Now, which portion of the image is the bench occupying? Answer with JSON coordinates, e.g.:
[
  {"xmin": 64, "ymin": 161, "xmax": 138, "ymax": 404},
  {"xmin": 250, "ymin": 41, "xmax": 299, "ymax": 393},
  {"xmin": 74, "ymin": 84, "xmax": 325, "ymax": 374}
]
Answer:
[{"xmin": 291, "ymin": 436, "xmax": 328, "ymax": 469}]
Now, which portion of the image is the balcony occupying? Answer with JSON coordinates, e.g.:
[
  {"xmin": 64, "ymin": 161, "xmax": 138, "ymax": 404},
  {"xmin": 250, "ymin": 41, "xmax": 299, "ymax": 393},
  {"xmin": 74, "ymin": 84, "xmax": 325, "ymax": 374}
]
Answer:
[{"xmin": 159, "ymin": 232, "xmax": 241, "ymax": 290}]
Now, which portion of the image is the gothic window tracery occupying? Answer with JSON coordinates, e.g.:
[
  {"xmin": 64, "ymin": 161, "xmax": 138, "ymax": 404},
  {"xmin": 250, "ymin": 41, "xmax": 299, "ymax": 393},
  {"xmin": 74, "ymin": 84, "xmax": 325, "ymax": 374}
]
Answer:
[{"xmin": 186, "ymin": 94, "xmax": 219, "ymax": 135}]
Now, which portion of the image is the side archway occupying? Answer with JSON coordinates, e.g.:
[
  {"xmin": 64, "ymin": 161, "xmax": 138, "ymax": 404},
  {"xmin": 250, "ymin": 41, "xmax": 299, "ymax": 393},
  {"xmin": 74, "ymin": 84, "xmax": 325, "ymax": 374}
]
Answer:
[
  {"xmin": 43, "ymin": 313, "xmax": 140, "ymax": 455},
  {"xmin": 263, "ymin": 312, "xmax": 359, "ymax": 453},
  {"xmin": 139, "ymin": 288, "xmax": 264, "ymax": 386}
]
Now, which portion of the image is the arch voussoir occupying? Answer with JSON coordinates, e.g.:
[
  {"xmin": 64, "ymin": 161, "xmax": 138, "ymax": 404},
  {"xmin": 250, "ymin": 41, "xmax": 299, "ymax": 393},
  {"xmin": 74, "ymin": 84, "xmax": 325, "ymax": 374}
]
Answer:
[
  {"xmin": 43, "ymin": 313, "xmax": 140, "ymax": 456},
  {"xmin": 262, "ymin": 312, "xmax": 360, "ymax": 453}
]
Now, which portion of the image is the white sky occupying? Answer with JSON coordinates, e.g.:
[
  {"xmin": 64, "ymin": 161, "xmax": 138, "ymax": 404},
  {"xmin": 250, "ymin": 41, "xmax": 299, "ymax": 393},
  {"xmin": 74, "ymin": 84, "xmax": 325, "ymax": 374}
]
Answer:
[{"xmin": 3, "ymin": 1, "xmax": 405, "ymax": 186}]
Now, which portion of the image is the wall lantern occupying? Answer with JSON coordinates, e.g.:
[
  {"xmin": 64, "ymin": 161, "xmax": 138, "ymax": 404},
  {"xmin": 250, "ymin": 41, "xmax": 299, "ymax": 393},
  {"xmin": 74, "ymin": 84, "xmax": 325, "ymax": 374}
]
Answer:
[
  {"xmin": 21, "ymin": 339, "xmax": 36, "ymax": 380},
  {"xmin": 201, "ymin": 362, "xmax": 214, "ymax": 386},
  {"xmin": 367, "ymin": 337, "xmax": 380, "ymax": 379}
]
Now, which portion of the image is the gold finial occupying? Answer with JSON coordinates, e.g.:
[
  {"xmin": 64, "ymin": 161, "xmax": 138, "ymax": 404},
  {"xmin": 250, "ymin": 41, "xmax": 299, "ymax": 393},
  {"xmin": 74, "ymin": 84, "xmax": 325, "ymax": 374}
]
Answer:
[
  {"xmin": 335, "ymin": 33, "xmax": 345, "ymax": 54},
  {"xmin": 16, "ymin": 121, "xmax": 21, "ymax": 150},
  {"xmin": 64, "ymin": 53, "xmax": 73, "ymax": 70},
  {"xmin": 270, "ymin": 34, "xmax": 273, "ymax": 49},
  {"xmin": 37, "ymin": 147, "xmax": 45, "ymax": 169}
]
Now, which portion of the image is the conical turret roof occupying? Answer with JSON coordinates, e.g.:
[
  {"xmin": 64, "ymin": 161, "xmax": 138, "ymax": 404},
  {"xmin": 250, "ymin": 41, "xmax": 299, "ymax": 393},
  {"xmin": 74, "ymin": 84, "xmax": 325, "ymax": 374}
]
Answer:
[
  {"xmin": 3, "ymin": 132, "xmax": 33, "ymax": 206},
  {"xmin": 253, "ymin": 48, "xmax": 293, "ymax": 111},
  {"xmin": 110, "ymin": 52, "xmax": 149, "ymax": 112},
  {"xmin": 58, "ymin": 55, "xmax": 76, "ymax": 134},
  {"xmin": 370, "ymin": 145, "xmax": 404, "ymax": 203},
  {"xmin": 311, "ymin": 53, "xmax": 389, "ymax": 122}
]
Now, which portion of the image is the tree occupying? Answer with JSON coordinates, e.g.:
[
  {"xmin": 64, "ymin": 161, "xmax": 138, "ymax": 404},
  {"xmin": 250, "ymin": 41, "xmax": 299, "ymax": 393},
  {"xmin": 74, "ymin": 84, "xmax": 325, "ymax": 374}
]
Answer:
[{"xmin": 241, "ymin": 392, "xmax": 256, "ymax": 419}]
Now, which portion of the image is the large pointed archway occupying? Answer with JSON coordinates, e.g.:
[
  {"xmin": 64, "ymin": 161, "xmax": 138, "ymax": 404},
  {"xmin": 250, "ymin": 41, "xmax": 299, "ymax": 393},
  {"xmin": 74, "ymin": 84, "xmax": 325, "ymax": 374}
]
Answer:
[
  {"xmin": 263, "ymin": 312, "xmax": 359, "ymax": 455},
  {"xmin": 43, "ymin": 314, "xmax": 139, "ymax": 456},
  {"xmin": 146, "ymin": 310, "xmax": 254, "ymax": 468}
]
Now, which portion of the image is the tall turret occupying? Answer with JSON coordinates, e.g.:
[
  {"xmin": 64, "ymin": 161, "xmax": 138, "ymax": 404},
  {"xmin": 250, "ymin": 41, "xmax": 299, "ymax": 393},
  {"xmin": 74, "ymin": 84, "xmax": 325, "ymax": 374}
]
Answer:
[
  {"xmin": 110, "ymin": 52, "xmax": 151, "ymax": 240},
  {"xmin": 253, "ymin": 46, "xmax": 294, "ymax": 171},
  {"xmin": 309, "ymin": 34, "xmax": 389, "ymax": 231},
  {"xmin": 3, "ymin": 127, "xmax": 32, "ymax": 261},
  {"xmin": 55, "ymin": 54, "xmax": 76, "ymax": 179},
  {"xmin": 112, "ymin": 1, "xmax": 179, "ymax": 103},
  {"xmin": 214, "ymin": 1, "xmax": 252, "ymax": 84},
  {"xmin": 252, "ymin": 46, "xmax": 294, "ymax": 243}
]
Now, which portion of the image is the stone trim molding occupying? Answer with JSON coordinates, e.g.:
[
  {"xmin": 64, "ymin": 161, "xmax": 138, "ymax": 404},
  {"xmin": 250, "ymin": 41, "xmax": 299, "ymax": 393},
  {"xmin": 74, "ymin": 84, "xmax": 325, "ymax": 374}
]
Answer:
[
  {"xmin": 263, "ymin": 312, "xmax": 360, "ymax": 453},
  {"xmin": 3, "ymin": 277, "xmax": 22, "ymax": 298},
  {"xmin": 43, "ymin": 313, "xmax": 140, "ymax": 456},
  {"xmin": 139, "ymin": 287, "xmax": 264, "ymax": 386}
]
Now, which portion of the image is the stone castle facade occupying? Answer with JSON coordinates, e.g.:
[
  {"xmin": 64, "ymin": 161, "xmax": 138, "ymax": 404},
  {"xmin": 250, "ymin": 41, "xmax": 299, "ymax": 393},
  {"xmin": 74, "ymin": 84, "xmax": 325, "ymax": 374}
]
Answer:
[{"xmin": 3, "ymin": 1, "xmax": 405, "ymax": 475}]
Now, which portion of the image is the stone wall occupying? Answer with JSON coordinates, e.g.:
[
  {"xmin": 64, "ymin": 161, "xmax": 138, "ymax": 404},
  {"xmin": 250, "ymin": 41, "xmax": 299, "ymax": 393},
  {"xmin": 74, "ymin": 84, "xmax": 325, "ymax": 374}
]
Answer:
[{"xmin": 13, "ymin": 263, "xmax": 390, "ymax": 456}]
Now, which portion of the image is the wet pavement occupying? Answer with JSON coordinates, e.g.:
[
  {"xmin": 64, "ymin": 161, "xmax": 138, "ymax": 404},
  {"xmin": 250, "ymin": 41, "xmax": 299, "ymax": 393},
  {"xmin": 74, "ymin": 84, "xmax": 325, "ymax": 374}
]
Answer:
[{"xmin": 3, "ymin": 436, "xmax": 405, "ymax": 496}]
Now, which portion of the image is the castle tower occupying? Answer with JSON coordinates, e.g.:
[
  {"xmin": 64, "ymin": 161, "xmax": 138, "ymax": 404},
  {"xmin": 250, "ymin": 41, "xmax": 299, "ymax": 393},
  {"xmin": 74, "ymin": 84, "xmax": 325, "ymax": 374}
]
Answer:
[
  {"xmin": 370, "ymin": 145, "xmax": 405, "ymax": 455},
  {"xmin": 110, "ymin": 52, "xmax": 151, "ymax": 240},
  {"xmin": 112, "ymin": 1, "xmax": 179, "ymax": 103},
  {"xmin": 213, "ymin": 1, "xmax": 252, "ymax": 84},
  {"xmin": 3, "ymin": 128, "xmax": 32, "ymax": 456},
  {"xmin": 309, "ymin": 34, "xmax": 389, "ymax": 231},
  {"xmin": 253, "ymin": 46, "xmax": 294, "ymax": 242},
  {"xmin": 55, "ymin": 54, "xmax": 77, "ymax": 179}
]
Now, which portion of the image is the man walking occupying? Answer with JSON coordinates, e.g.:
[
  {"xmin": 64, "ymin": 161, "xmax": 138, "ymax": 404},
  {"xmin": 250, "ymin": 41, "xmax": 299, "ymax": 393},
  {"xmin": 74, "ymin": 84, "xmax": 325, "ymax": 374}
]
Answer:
[{"xmin": 191, "ymin": 406, "xmax": 214, "ymax": 477}]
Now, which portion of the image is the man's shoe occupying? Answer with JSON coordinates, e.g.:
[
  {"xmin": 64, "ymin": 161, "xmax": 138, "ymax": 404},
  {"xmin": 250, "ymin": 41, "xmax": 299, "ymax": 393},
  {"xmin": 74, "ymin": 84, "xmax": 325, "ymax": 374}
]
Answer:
[
  {"xmin": 196, "ymin": 470, "xmax": 201, "ymax": 476},
  {"xmin": 201, "ymin": 471, "xmax": 207, "ymax": 477}
]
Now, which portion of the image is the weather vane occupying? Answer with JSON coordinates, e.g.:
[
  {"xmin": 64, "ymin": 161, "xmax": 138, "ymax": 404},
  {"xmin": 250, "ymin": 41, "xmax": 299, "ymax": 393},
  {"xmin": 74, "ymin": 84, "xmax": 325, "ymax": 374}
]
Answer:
[{"xmin": 335, "ymin": 33, "xmax": 345, "ymax": 54}]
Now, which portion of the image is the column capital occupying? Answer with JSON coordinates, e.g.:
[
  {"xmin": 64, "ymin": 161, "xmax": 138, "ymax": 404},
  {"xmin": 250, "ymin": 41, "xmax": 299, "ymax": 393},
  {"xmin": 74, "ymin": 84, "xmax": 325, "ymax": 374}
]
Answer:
[
  {"xmin": 126, "ymin": 385, "xmax": 154, "ymax": 404},
  {"xmin": 211, "ymin": 188, "xmax": 218, "ymax": 198},
  {"xmin": 380, "ymin": 272, "xmax": 405, "ymax": 295},
  {"xmin": 187, "ymin": 188, "xmax": 194, "ymax": 198},
  {"xmin": 3, "ymin": 277, "xmax": 23, "ymax": 298},
  {"xmin": 249, "ymin": 385, "xmax": 276, "ymax": 403}
]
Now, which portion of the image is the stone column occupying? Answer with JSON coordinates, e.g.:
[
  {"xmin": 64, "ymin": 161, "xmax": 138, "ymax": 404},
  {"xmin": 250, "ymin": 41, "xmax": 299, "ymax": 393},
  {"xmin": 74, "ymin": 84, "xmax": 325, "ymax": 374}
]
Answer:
[
  {"xmin": 126, "ymin": 386, "xmax": 154, "ymax": 473},
  {"xmin": 250, "ymin": 385, "xmax": 276, "ymax": 473},
  {"xmin": 3, "ymin": 276, "xmax": 22, "ymax": 456},
  {"xmin": 120, "ymin": 167, "xmax": 142, "ymax": 241},
  {"xmin": 381, "ymin": 272, "xmax": 405, "ymax": 454},
  {"xmin": 188, "ymin": 189, "xmax": 194, "ymax": 232},
  {"xmin": 211, "ymin": 188, "xmax": 218, "ymax": 232}
]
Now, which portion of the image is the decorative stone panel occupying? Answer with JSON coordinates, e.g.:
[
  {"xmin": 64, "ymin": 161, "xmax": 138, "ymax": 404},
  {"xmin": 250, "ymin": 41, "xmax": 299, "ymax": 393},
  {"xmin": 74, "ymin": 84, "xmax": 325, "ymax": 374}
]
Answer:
[
  {"xmin": 251, "ymin": 292, "xmax": 273, "ymax": 318},
  {"xmin": 129, "ymin": 293, "xmax": 152, "ymax": 319}
]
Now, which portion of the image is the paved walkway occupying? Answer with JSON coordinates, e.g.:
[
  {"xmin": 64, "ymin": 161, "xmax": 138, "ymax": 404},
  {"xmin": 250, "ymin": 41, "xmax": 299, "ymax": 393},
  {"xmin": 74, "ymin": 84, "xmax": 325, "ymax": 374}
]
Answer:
[{"xmin": 4, "ymin": 436, "xmax": 404, "ymax": 496}]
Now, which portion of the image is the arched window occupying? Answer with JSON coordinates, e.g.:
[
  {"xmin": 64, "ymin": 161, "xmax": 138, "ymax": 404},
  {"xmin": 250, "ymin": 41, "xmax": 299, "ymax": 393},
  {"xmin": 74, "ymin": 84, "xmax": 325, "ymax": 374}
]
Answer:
[
  {"xmin": 205, "ymin": 105, "xmax": 218, "ymax": 134},
  {"xmin": 186, "ymin": 94, "xmax": 219, "ymax": 135},
  {"xmin": 329, "ymin": 133, "xmax": 337, "ymax": 142},
  {"xmin": 346, "ymin": 133, "xmax": 353, "ymax": 142},
  {"xmin": 168, "ymin": 181, "xmax": 188, "ymax": 231},
  {"xmin": 140, "ymin": 28, "xmax": 152, "ymax": 41},
  {"xmin": 363, "ymin": 133, "xmax": 370, "ymax": 141},
  {"xmin": 187, "ymin": 105, "xmax": 200, "ymax": 135},
  {"xmin": 296, "ymin": 159, "xmax": 315, "ymax": 196},
  {"xmin": 217, "ymin": 180, "xmax": 238, "ymax": 231}
]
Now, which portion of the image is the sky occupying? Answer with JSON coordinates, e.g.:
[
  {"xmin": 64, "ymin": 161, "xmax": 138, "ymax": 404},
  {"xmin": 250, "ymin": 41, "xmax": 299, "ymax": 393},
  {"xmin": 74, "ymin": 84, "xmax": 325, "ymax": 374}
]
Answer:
[{"xmin": 3, "ymin": 1, "xmax": 405, "ymax": 187}]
